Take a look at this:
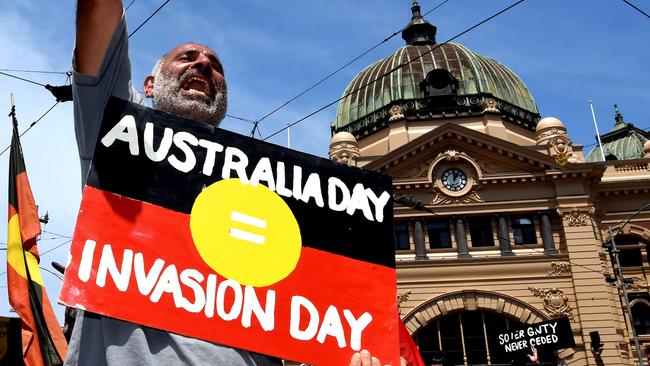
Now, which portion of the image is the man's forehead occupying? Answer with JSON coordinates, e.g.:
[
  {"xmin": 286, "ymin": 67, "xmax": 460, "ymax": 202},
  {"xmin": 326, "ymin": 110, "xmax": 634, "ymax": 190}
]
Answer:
[{"xmin": 165, "ymin": 43, "xmax": 219, "ymax": 59}]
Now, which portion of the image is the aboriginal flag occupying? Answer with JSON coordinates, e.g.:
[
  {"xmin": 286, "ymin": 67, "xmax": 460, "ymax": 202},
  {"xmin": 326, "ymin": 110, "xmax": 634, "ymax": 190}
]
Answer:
[
  {"xmin": 7, "ymin": 117, "xmax": 67, "ymax": 366},
  {"xmin": 60, "ymin": 98, "xmax": 400, "ymax": 365}
]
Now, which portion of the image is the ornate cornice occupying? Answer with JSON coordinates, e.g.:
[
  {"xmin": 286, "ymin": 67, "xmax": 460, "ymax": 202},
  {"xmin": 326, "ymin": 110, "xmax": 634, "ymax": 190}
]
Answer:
[
  {"xmin": 333, "ymin": 94, "xmax": 540, "ymax": 140},
  {"xmin": 557, "ymin": 206, "xmax": 596, "ymax": 227},
  {"xmin": 528, "ymin": 287, "xmax": 574, "ymax": 320}
]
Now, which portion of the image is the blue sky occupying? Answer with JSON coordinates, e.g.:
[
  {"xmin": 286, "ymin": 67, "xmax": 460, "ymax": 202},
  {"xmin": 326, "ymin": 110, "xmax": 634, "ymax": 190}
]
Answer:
[{"xmin": 0, "ymin": 0, "xmax": 648, "ymax": 321}]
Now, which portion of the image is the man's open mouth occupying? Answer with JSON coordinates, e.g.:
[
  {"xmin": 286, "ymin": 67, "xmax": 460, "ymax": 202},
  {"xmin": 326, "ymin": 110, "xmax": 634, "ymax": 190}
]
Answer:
[{"xmin": 180, "ymin": 75, "xmax": 214, "ymax": 99}]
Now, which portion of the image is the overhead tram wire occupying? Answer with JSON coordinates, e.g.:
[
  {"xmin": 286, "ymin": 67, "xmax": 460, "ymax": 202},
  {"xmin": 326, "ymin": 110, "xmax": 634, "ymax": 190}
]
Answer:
[
  {"xmin": 129, "ymin": 0, "xmax": 173, "ymax": 38},
  {"xmin": 263, "ymin": 0, "xmax": 526, "ymax": 141},
  {"xmin": 0, "ymin": 239, "xmax": 72, "ymax": 278},
  {"xmin": 0, "ymin": 69, "xmax": 68, "ymax": 75},
  {"xmin": 125, "ymin": 0, "xmax": 138, "ymax": 11},
  {"xmin": 0, "ymin": 71, "xmax": 46, "ymax": 87},
  {"xmin": 0, "ymin": 101, "xmax": 61, "ymax": 158},
  {"xmin": 252, "ymin": 0, "xmax": 450, "ymax": 134},
  {"xmin": 621, "ymin": 0, "xmax": 650, "ymax": 18}
]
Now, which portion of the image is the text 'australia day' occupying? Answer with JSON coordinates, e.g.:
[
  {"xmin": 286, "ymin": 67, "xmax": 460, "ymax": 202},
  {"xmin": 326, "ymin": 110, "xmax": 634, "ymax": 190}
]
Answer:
[{"xmin": 100, "ymin": 115, "xmax": 391, "ymax": 223}]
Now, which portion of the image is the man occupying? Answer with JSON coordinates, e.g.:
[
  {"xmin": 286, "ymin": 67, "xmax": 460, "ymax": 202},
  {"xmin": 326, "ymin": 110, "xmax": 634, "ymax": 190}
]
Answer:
[
  {"xmin": 70, "ymin": 2, "xmax": 399, "ymax": 365},
  {"xmin": 69, "ymin": 1, "xmax": 279, "ymax": 365}
]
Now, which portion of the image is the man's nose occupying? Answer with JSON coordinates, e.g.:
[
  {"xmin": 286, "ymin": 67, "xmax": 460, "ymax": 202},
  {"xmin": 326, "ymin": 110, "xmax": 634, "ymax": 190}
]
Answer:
[{"xmin": 192, "ymin": 53, "xmax": 212, "ymax": 74}]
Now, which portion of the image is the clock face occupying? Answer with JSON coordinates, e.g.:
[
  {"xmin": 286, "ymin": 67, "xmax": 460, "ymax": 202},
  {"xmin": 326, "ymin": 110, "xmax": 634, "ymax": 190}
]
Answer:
[{"xmin": 441, "ymin": 168, "xmax": 468, "ymax": 192}]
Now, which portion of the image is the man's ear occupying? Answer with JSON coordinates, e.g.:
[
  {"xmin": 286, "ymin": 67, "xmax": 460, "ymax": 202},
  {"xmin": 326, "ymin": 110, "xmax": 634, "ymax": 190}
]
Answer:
[{"xmin": 143, "ymin": 75, "xmax": 155, "ymax": 98}]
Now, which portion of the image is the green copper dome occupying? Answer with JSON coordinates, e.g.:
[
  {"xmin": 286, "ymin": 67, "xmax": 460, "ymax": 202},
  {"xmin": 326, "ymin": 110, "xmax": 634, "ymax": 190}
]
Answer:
[
  {"xmin": 335, "ymin": 42, "xmax": 539, "ymax": 130},
  {"xmin": 334, "ymin": 2, "xmax": 538, "ymax": 134},
  {"xmin": 587, "ymin": 106, "xmax": 649, "ymax": 162}
]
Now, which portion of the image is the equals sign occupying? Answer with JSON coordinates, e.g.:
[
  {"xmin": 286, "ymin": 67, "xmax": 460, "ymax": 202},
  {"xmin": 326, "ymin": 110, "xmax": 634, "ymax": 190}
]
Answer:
[{"xmin": 229, "ymin": 211, "xmax": 267, "ymax": 245}]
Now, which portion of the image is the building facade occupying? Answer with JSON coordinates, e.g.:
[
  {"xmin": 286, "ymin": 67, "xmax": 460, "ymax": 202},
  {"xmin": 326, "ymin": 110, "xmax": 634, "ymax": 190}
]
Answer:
[{"xmin": 329, "ymin": 2, "xmax": 650, "ymax": 365}]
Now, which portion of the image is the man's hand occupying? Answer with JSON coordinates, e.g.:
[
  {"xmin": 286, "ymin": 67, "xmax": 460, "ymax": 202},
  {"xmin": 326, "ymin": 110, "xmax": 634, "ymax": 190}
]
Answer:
[
  {"xmin": 75, "ymin": 0, "xmax": 123, "ymax": 76},
  {"xmin": 527, "ymin": 345, "xmax": 539, "ymax": 364},
  {"xmin": 349, "ymin": 350, "xmax": 407, "ymax": 366}
]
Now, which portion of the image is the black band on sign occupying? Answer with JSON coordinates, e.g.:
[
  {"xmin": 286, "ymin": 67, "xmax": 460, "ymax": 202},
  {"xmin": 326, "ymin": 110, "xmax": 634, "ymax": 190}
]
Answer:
[{"xmin": 87, "ymin": 97, "xmax": 395, "ymax": 268}]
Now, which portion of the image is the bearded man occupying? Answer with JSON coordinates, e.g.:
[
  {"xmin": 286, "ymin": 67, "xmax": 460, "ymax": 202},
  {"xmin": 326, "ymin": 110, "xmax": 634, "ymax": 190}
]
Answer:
[
  {"xmin": 68, "ymin": 1, "xmax": 282, "ymax": 365},
  {"xmin": 70, "ymin": 1, "xmax": 398, "ymax": 365}
]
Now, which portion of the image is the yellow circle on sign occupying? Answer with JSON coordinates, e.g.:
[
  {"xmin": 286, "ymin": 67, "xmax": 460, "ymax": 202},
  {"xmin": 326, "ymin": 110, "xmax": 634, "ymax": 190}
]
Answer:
[{"xmin": 190, "ymin": 178, "xmax": 302, "ymax": 287}]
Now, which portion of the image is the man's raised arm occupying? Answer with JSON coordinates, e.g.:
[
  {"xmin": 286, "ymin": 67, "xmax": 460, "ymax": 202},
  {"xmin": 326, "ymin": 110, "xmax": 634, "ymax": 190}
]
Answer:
[{"xmin": 75, "ymin": 0, "xmax": 123, "ymax": 76}]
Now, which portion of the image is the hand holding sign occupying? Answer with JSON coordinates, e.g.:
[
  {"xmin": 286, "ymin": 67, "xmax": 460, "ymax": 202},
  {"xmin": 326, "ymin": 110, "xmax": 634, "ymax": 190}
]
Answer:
[{"xmin": 349, "ymin": 350, "xmax": 407, "ymax": 366}]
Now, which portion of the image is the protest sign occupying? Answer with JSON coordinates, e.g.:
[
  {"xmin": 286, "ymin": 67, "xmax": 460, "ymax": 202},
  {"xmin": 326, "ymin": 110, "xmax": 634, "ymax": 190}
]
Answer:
[
  {"xmin": 495, "ymin": 317, "xmax": 575, "ymax": 355},
  {"xmin": 59, "ymin": 97, "xmax": 399, "ymax": 365}
]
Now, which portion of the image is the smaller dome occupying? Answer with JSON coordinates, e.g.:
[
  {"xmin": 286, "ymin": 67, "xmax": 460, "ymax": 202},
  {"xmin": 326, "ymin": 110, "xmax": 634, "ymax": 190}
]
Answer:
[
  {"xmin": 586, "ymin": 106, "xmax": 650, "ymax": 162},
  {"xmin": 644, "ymin": 140, "xmax": 650, "ymax": 156},
  {"xmin": 331, "ymin": 132, "xmax": 357, "ymax": 144},
  {"xmin": 536, "ymin": 117, "xmax": 565, "ymax": 131}
]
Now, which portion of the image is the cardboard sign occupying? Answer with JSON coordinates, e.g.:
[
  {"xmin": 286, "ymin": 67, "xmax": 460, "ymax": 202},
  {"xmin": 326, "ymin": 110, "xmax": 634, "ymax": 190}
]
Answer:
[
  {"xmin": 495, "ymin": 317, "xmax": 575, "ymax": 354},
  {"xmin": 59, "ymin": 98, "xmax": 399, "ymax": 365}
]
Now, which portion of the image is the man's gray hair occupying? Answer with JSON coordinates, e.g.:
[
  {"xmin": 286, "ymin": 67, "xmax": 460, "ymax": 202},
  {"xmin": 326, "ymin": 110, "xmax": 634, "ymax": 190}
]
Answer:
[{"xmin": 151, "ymin": 57, "xmax": 164, "ymax": 79}]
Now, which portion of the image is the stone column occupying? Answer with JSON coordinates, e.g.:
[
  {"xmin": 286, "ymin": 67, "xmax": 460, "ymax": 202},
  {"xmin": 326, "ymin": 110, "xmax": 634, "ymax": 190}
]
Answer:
[
  {"xmin": 540, "ymin": 212, "xmax": 558, "ymax": 255},
  {"xmin": 497, "ymin": 215, "xmax": 514, "ymax": 256},
  {"xmin": 414, "ymin": 221, "xmax": 428, "ymax": 260},
  {"xmin": 455, "ymin": 218, "xmax": 470, "ymax": 258},
  {"xmin": 557, "ymin": 204, "xmax": 627, "ymax": 365}
]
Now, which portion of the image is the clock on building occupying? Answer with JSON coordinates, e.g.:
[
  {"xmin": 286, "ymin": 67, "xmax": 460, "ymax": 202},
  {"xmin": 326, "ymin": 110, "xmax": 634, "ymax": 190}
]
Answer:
[{"xmin": 441, "ymin": 168, "xmax": 467, "ymax": 192}]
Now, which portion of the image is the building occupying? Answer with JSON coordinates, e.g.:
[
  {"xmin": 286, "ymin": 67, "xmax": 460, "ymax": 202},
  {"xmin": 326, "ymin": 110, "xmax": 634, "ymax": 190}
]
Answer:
[{"xmin": 328, "ymin": 2, "xmax": 650, "ymax": 365}]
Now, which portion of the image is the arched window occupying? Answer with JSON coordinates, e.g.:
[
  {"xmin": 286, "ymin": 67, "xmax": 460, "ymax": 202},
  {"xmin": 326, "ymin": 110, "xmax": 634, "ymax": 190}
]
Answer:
[
  {"xmin": 415, "ymin": 310, "xmax": 559, "ymax": 365},
  {"xmin": 614, "ymin": 235, "xmax": 643, "ymax": 267},
  {"xmin": 632, "ymin": 302, "xmax": 650, "ymax": 335}
]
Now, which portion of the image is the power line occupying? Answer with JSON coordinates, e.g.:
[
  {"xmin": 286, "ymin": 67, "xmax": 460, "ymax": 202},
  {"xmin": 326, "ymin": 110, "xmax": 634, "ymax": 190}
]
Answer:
[
  {"xmin": 125, "ymin": 0, "xmax": 138, "ymax": 11},
  {"xmin": 129, "ymin": 0, "xmax": 172, "ymax": 38},
  {"xmin": 263, "ymin": 0, "xmax": 526, "ymax": 141},
  {"xmin": 0, "ymin": 101, "xmax": 60, "ymax": 158},
  {"xmin": 621, "ymin": 0, "xmax": 650, "ymax": 18},
  {"xmin": 0, "ymin": 71, "xmax": 46, "ymax": 87},
  {"xmin": 40, "ymin": 239, "xmax": 72, "ymax": 257},
  {"xmin": 42, "ymin": 230, "xmax": 72, "ymax": 239},
  {"xmin": 0, "ymin": 68, "xmax": 68, "ymax": 75},
  {"xmin": 253, "ymin": 0, "xmax": 450, "ymax": 132},
  {"xmin": 225, "ymin": 114, "xmax": 256, "ymax": 124},
  {"xmin": 40, "ymin": 266, "xmax": 64, "ymax": 281},
  {"xmin": 0, "ymin": 240, "xmax": 72, "ymax": 278}
]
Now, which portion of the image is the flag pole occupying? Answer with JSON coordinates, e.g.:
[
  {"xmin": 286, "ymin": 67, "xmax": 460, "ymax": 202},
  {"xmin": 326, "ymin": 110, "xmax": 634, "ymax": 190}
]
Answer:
[
  {"xmin": 9, "ymin": 93, "xmax": 17, "ymax": 128},
  {"xmin": 589, "ymin": 100, "xmax": 607, "ymax": 162}
]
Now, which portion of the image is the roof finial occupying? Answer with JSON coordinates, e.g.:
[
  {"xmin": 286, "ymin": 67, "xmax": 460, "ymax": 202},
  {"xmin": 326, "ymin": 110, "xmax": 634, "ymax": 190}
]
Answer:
[
  {"xmin": 402, "ymin": 0, "xmax": 437, "ymax": 45},
  {"xmin": 411, "ymin": 0, "xmax": 422, "ymax": 20},
  {"xmin": 614, "ymin": 104, "xmax": 624, "ymax": 125}
]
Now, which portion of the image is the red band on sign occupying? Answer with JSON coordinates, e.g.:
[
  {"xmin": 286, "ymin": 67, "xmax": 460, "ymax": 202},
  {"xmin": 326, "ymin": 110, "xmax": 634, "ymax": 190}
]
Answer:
[{"xmin": 60, "ymin": 186, "xmax": 400, "ymax": 365}]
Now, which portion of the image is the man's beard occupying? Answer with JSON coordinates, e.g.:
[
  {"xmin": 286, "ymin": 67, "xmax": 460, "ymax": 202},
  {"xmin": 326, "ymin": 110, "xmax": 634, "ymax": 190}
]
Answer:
[{"xmin": 152, "ymin": 68, "xmax": 227, "ymax": 125}]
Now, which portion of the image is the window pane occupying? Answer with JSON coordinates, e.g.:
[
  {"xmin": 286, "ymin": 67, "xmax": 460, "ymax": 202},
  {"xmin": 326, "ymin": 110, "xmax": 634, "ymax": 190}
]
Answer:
[
  {"xmin": 632, "ymin": 304, "xmax": 650, "ymax": 335},
  {"xmin": 616, "ymin": 235, "xmax": 642, "ymax": 266},
  {"xmin": 513, "ymin": 217, "xmax": 537, "ymax": 245},
  {"xmin": 428, "ymin": 221, "xmax": 452, "ymax": 249},
  {"xmin": 394, "ymin": 222, "xmax": 410, "ymax": 250},
  {"xmin": 462, "ymin": 312, "xmax": 486, "ymax": 365},
  {"xmin": 469, "ymin": 219, "xmax": 494, "ymax": 247}
]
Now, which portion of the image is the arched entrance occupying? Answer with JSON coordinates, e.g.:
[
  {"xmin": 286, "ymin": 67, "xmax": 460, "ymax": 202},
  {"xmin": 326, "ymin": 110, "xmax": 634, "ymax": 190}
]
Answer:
[{"xmin": 403, "ymin": 290, "xmax": 561, "ymax": 365}]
